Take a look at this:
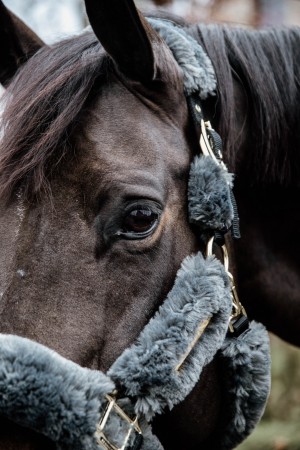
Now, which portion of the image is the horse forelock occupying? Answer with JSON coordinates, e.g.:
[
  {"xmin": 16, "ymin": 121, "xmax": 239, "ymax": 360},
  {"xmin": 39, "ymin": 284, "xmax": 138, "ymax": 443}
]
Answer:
[
  {"xmin": 188, "ymin": 24, "xmax": 300, "ymax": 186},
  {"xmin": 0, "ymin": 32, "xmax": 112, "ymax": 203}
]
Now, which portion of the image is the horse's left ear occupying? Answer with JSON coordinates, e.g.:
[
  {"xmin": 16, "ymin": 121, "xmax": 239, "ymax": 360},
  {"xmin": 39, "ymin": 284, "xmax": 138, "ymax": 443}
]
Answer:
[
  {"xmin": 0, "ymin": 0, "xmax": 44, "ymax": 87},
  {"xmin": 84, "ymin": 0, "xmax": 157, "ymax": 83}
]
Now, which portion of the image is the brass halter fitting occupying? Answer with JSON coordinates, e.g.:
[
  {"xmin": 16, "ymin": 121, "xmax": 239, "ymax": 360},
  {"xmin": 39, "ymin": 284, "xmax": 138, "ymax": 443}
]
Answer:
[
  {"xmin": 199, "ymin": 118, "xmax": 227, "ymax": 171},
  {"xmin": 196, "ymin": 98, "xmax": 248, "ymax": 336},
  {"xmin": 96, "ymin": 393, "xmax": 143, "ymax": 450},
  {"xmin": 206, "ymin": 236, "xmax": 248, "ymax": 335}
]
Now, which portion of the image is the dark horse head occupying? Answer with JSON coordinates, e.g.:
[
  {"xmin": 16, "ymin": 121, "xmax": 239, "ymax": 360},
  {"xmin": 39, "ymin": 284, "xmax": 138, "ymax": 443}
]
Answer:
[
  {"xmin": 0, "ymin": 1, "xmax": 220, "ymax": 448},
  {"xmin": 0, "ymin": 0, "xmax": 197, "ymax": 367},
  {"xmin": 0, "ymin": 0, "xmax": 300, "ymax": 449}
]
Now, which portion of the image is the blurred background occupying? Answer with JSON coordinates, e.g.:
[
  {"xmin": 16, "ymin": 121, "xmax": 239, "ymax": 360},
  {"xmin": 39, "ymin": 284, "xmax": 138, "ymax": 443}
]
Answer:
[
  {"xmin": 4, "ymin": 0, "xmax": 300, "ymax": 42},
  {"xmin": 3, "ymin": 0, "xmax": 300, "ymax": 448}
]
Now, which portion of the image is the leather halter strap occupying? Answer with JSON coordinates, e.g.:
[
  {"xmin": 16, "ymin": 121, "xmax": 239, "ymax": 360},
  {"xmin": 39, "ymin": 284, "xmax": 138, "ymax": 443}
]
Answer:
[{"xmin": 187, "ymin": 94, "xmax": 249, "ymax": 337}]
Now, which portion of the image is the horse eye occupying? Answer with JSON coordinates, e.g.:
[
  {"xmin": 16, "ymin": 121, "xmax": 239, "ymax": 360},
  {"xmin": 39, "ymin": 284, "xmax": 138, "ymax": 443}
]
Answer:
[{"xmin": 120, "ymin": 206, "xmax": 159, "ymax": 238}]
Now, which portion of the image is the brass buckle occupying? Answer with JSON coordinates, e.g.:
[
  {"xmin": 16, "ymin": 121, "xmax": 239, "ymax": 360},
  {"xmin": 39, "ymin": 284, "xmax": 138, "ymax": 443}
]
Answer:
[
  {"xmin": 227, "ymin": 271, "xmax": 247, "ymax": 333},
  {"xmin": 95, "ymin": 394, "xmax": 143, "ymax": 450},
  {"xmin": 199, "ymin": 119, "xmax": 227, "ymax": 170},
  {"xmin": 200, "ymin": 120, "xmax": 217, "ymax": 161}
]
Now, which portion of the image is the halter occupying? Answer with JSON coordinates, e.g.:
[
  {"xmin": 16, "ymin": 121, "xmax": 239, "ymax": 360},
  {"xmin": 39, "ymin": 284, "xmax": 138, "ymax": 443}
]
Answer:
[{"xmin": 0, "ymin": 19, "xmax": 271, "ymax": 450}]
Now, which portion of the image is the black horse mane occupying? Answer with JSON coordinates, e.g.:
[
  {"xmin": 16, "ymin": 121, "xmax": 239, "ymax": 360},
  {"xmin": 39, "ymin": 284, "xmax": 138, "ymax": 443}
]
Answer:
[
  {"xmin": 189, "ymin": 24, "xmax": 300, "ymax": 185},
  {"xmin": 0, "ymin": 23, "xmax": 300, "ymax": 201}
]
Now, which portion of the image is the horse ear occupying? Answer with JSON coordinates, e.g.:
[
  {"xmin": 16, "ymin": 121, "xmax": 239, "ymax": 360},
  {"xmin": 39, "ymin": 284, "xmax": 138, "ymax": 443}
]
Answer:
[
  {"xmin": 84, "ymin": 0, "xmax": 156, "ymax": 82},
  {"xmin": 0, "ymin": 0, "xmax": 44, "ymax": 87}
]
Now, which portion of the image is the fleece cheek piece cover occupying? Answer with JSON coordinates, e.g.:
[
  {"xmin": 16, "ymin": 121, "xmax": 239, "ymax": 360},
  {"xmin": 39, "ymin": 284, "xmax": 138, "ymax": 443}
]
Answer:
[{"xmin": 188, "ymin": 154, "xmax": 234, "ymax": 231}]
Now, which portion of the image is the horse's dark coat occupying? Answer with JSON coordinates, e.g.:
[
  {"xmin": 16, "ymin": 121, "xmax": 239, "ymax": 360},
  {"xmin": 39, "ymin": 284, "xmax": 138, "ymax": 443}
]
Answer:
[{"xmin": 0, "ymin": 0, "xmax": 299, "ymax": 448}]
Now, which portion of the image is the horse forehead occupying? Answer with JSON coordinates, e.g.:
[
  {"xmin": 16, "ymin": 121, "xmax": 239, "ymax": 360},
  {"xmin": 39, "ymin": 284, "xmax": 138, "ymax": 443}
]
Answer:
[{"xmin": 82, "ymin": 80, "xmax": 190, "ymax": 172}]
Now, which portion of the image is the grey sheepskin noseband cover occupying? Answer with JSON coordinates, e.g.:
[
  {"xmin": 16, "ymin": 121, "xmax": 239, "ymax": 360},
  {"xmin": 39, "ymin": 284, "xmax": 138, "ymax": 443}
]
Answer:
[
  {"xmin": 108, "ymin": 254, "xmax": 232, "ymax": 420},
  {"xmin": 0, "ymin": 17, "xmax": 271, "ymax": 450},
  {"xmin": 0, "ymin": 252, "xmax": 232, "ymax": 450}
]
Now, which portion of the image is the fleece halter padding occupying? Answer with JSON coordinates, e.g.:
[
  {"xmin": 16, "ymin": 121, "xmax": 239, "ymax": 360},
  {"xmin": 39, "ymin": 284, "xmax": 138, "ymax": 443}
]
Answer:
[
  {"xmin": 217, "ymin": 322, "xmax": 271, "ymax": 449},
  {"xmin": 188, "ymin": 155, "xmax": 234, "ymax": 230},
  {"xmin": 0, "ymin": 252, "xmax": 232, "ymax": 450},
  {"xmin": 108, "ymin": 253, "xmax": 232, "ymax": 420},
  {"xmin": 147, "ymin": 17, "xmax": 216, "ymax": 98},
  {"xmin": 0, "ymin": 334, "xmax": 114, "ymax": 450}
]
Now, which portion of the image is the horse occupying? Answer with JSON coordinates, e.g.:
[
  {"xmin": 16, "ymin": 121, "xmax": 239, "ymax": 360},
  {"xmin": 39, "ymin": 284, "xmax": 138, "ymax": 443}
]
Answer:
[{"xmin": 0, "ymin": 0, "xmax": 299, "ymax": 449}]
